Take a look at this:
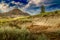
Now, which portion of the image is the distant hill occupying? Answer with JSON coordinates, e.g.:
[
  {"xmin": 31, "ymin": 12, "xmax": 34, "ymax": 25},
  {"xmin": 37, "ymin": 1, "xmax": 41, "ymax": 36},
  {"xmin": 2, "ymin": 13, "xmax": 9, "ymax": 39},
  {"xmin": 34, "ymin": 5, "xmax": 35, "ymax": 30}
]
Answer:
[{"xmin": 0, "ymin": 9, "xmax": 30, "ymax": 17}]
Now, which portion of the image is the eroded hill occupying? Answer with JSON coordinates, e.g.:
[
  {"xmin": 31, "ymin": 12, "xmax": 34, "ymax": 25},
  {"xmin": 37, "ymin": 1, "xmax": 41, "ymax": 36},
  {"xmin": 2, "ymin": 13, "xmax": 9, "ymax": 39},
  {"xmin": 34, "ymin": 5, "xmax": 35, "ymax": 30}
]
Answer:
[
  {"xmin": 0, "ymin": 8, "xmax": 30, "ymax": 18},
  {"xmin": 0, "ymin": 10, "xmax": 60, "ymax": 40}
]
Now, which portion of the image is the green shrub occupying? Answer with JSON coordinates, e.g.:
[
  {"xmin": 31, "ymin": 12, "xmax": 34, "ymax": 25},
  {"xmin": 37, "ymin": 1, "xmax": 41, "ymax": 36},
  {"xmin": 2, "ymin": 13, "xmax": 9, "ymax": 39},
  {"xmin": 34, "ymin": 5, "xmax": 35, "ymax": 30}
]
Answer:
[
  {"xmin": 36, "ymin": 33, "xmax": 48, "ymax": 40},
  {"xmin": 0, "ymin": 27, "xmax": 48, "ymax": 40},
  {"xmin": 0, "ymin": 27, "xmax": 29, "ymax": 40}
]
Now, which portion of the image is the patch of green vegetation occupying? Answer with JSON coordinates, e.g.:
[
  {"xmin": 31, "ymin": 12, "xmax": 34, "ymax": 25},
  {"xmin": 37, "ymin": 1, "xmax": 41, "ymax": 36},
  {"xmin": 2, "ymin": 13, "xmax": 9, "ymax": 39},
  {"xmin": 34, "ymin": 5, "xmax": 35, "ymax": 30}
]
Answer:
[
  {"xmin": 35, "ymin": 10, "xmax": 60, "ymax": 17},
  {"xmin": 0, "ymin": 16, "xmax": 32, "ymax": 28},
  {"xmin": 0, "ymin": 27, "xmax": 49, "ymax": 40},
  {"xmin": 37, "ymin": 33, "xmax": 48, "ymax": 40}
]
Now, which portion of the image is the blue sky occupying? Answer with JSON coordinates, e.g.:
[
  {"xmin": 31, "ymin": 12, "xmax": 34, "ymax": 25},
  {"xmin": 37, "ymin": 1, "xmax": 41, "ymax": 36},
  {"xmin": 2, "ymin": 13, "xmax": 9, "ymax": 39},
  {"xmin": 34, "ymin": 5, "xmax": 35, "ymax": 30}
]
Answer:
[{"xmin": 0, "ymin": 0, "xmax": 60, "ymax": 15}]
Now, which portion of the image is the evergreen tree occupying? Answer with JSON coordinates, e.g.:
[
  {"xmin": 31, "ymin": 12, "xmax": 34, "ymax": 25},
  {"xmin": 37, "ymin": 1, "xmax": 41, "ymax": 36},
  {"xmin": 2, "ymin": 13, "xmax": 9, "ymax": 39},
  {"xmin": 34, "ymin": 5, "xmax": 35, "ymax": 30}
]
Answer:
[{"xmin": 41, "ymin": 4, "xmax": 45, "ymax": 13}]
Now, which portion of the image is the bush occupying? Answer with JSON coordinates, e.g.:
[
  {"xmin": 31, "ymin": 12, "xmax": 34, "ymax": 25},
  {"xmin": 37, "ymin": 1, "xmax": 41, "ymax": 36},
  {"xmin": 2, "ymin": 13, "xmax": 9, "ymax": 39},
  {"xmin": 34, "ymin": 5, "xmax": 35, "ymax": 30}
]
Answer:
[
  {"xmin": 0, "ymin": 27, "xmax": 29, "ymax": 40},
  {"xmin": 36, "ymin": 33, "xmax": 48, "ymax": 40},
  {"xmin": 0, "ymin": 27, "xmax": 48, "ymax": 40}
]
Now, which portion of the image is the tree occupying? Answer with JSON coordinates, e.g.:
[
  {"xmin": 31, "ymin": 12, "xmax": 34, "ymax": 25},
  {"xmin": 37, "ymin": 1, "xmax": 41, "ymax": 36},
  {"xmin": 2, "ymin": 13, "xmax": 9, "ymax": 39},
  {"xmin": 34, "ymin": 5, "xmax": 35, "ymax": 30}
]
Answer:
[{"xmin": 41, "ymin": 4, "xmax": 45, "ymax": 13}]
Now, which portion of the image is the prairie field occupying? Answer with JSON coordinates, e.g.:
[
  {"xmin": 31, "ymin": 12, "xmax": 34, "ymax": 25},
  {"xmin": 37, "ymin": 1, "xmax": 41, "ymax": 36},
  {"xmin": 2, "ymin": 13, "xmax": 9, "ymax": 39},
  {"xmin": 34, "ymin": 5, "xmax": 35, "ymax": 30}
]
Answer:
[{"xmin": 0, "ymin": 11, "xmax": 60, "ymax": 40}]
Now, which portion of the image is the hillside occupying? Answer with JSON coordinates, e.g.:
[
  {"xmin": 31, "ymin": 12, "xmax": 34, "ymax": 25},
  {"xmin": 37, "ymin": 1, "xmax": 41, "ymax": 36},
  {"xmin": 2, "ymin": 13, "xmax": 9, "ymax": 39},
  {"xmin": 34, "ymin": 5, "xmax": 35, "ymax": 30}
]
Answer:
[
  {"xmin": 0, "ymin": 10, "xmax": 60, "ymax": 40},
  {"xmin": 0, "ymin": 10, "xmax": 60, "ymax": 32},
  {"xmin": 27, "ymin": 10, "xmax": 60, "ymax": 32},
  {"xmin": 0, "ymin": 9, "xmax": 30, "ymax": 18}
]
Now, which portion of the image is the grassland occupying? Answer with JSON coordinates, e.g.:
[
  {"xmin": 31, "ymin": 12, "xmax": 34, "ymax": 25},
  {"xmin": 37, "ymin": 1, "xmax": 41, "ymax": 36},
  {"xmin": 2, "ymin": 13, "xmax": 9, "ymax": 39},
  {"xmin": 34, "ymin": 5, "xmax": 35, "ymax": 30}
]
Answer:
[{"xmin": 0, "ymin": 10, "xmax": 60, "ymax": 40}]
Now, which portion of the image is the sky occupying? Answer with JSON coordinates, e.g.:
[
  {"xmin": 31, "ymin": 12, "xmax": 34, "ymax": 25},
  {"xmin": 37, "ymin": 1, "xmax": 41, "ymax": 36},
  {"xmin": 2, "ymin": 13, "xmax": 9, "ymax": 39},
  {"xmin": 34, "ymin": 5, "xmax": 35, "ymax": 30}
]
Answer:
[{"xmin": 0, "ymin": 0, "xmax": 60, "ymax": 15}]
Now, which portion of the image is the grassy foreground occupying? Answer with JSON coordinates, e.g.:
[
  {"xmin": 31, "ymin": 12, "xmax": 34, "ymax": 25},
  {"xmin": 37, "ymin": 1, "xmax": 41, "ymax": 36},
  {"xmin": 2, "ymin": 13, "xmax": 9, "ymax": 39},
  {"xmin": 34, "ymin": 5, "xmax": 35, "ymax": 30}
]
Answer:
[{"xmin": 0, "ymin": 26, "xmax": 49, "ymax": 40}]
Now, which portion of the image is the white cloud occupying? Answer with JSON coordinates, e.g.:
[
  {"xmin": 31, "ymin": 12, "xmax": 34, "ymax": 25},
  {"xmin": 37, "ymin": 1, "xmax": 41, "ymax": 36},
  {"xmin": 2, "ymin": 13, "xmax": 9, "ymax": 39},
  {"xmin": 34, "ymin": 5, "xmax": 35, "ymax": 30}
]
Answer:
[
  {"xmin": 0, "ymin": 3, "xmax": 14, "ymax": 13},
  {"xmin": 0, "ymin": 1, "xmax": 25, "ymax": 13},
  {"xmin": 31, "ymin": 0, "xmax": 43, "ymax": 5},
  {"xmin": 23, "ymin": 0, "xmax": 44, "ymax": 9},
  {"xmin": 11, "ymin": 1, "xmax": 15, "ymax": 4},
  {"xmin": 11, "ymin": 1, "xmax": 22, "ymax": 5},
  {"xmin": 0, "ymin": 3, "xmax": 8, "ymax": 12}
]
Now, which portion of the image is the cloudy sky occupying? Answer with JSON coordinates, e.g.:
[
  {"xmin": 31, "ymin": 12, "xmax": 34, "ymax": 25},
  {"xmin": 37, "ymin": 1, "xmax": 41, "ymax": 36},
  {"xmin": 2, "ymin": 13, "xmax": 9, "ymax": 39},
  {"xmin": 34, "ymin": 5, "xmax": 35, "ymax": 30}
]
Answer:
[{"xmin": 0, "ymin": 0, "xmax": 60, "ymax": 15}]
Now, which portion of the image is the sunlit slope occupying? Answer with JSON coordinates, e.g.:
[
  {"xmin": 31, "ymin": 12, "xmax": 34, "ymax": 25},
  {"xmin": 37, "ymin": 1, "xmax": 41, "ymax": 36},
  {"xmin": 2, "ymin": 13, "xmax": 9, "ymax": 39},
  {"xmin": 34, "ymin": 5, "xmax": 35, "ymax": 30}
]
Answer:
[
  {"xmin": 27, "ymin": 10, "xmax": 60, "ymax": 33},
  {"xmin": 0, "ymin": 10, "xmax": 60, "ymax": 33},
  {"xmin": 0, "ymin": 10, "xmax": 60, "ymax": 40}
]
